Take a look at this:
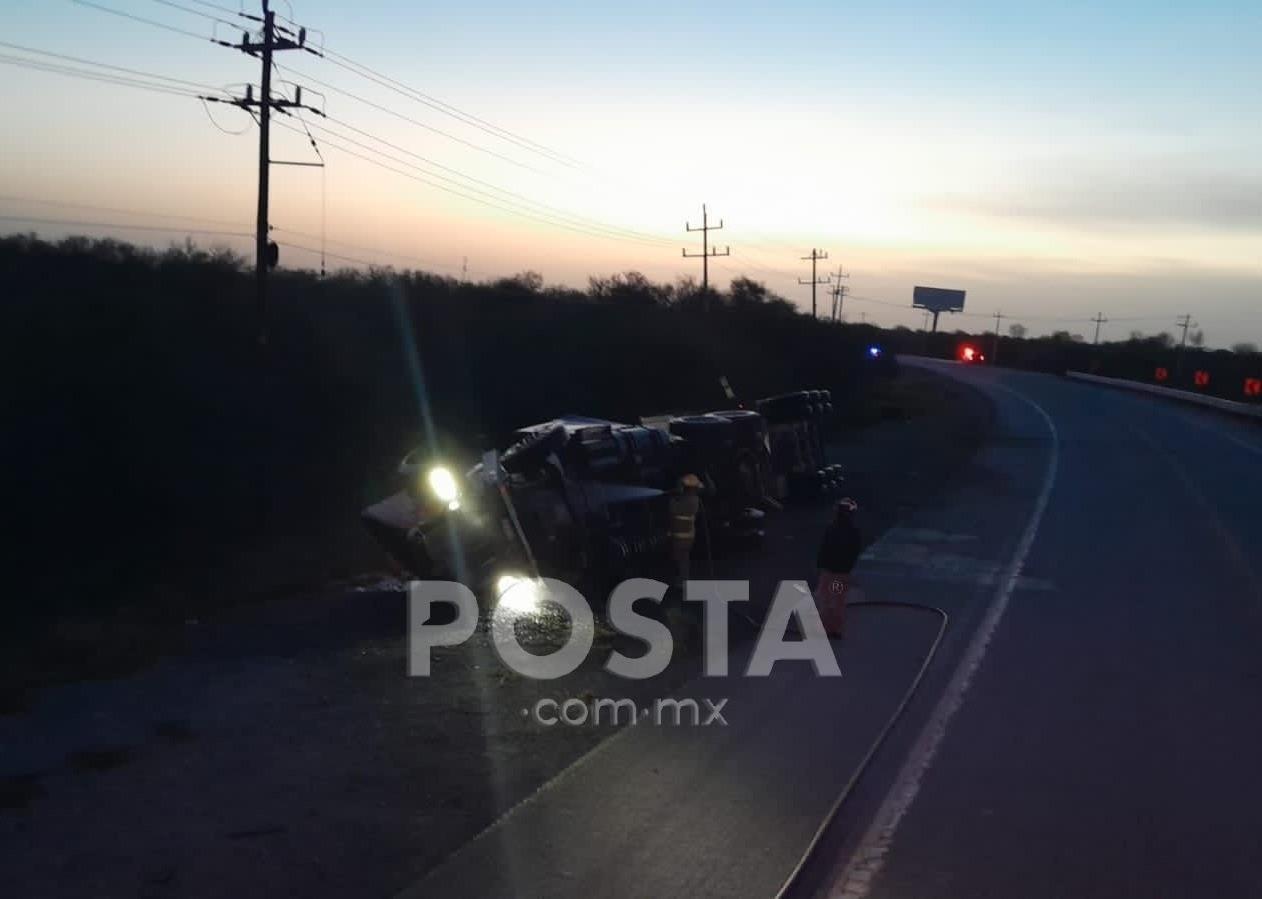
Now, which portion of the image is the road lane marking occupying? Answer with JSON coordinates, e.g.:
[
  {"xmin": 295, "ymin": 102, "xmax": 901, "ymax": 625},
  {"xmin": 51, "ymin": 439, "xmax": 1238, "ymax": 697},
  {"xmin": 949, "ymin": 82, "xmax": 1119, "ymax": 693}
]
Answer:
[
  {"xmin": 1161, "ymin": 406, "xmax": 1262, "ymax": 461},
  {"xmin": 827, "ymin": 379, "xmax": 1060, "ymax": 899},
  {"xmin": 1129, "ymin": 424, "xmax": 1262, "ymax": 612}
]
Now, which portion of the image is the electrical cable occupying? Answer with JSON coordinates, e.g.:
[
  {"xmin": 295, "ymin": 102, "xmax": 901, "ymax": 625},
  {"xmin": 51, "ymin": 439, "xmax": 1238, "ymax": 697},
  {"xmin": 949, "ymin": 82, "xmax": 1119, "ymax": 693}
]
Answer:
[
  {"xmin": 187, "ymin": 0, "xmax": 239, "ymax": 14},
  {"xmin": 271, "ymin": 118, "xmax": 676, "ymax": 248},
  {"xmin": 276, "ymin": 63, "xmax": 548, "ymax": 174},
  {"xmin": 147, "ymin": 0, "xmax": 237, "ymax": 29},
  {"xmin": 201, "ymin": 96, "xmax": 252, "ymax": 134},
  {"xmin": 0, "ymin": 41, "xmax": 223, "ymax": 92},
  {"xmin": 0, "ymin": 213, "xmax": 250, "ymax": 237},
  {"xmin": 0, "ymin": 54, "xmax": 209, "ymax": 99},
  {"xmin": 318, "ymin": 49, "xmax": 579, "ymax": 168},
  {"xmin": 304, "ymin": 113, "xmax": 674, "ymax": 247},
  {"xmin": 70, "ymin": 0, "xmax": 214, "ymax": 42}
]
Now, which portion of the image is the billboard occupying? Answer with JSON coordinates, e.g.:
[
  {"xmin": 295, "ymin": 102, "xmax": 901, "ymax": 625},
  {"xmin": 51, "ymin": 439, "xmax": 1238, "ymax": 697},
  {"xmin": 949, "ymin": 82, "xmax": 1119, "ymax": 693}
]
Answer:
[{"xmin": 913, "ymin": 286, "xmax": 967, "ymax": 313}]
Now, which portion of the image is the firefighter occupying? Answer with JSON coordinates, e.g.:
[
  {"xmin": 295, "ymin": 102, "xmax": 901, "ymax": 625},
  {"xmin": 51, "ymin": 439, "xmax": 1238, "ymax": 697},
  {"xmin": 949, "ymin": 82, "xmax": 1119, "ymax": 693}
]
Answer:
[
  {"xmin": 814, "ymin": 497, "xmax": 862, "ymax": 637},
  {"xmin": 669, "ymin": 474, "xmax": 703, "ymax": 587}
]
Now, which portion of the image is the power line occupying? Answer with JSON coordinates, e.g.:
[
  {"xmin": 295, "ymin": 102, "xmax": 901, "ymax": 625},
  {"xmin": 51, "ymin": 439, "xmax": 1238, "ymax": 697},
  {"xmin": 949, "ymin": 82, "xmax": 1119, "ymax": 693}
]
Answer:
[
  {"xmin": 272, "ymin": 118, "xmax": 678, "ymax": 247},
  {"xmin": 300, "ymin": 115, "xmax": 673, "ymax": 247},
  {"xmin": 0, "ymin": 54, "xmax": 212, "ymax": 99},
  {"xmin": 147, "ymin": 0, "xmax": 239, "ymax": 29},
  {"xmin": 0, "ymin": 213, "xmax": 250, "ymax": 237},
  {"xmin": 187, "ymin": 0, "xmax": 241, "ymax": 14},
  {"xmin": 276, "ymin": 63, "xmax": 548, "ymax": 174},
  {"xmin": 0, "ymin": 195, "xmax": 245, "ymax": 228},
  {"xmin": 0, "ymin": 41, "xmax": 224, "ymax": 92},
  {"xmin": 0, "ymin": 194, "xmax": 469, "ymax": 273},
  {"xmin": 58, "ymin": 4, "xmax": 682, "ymax": 249},
  {"xmin": 71, "ymin": 0, "xmax": 216, "ymax": 42},
  {"xmin": 318, "ymin": 49, "xmax": 579, "ymax": 168}
]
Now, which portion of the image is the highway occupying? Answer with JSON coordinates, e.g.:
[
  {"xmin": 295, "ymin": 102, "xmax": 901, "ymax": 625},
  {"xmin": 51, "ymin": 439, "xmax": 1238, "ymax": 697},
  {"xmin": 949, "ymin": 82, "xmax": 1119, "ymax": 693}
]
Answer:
[
  {"xmin": 408, "ymin": 360, "xmax": 1262, "ymax": 899},
  {"xmin": 823, "ymin": 360, "xmax": 1262, "ymax": 899}
]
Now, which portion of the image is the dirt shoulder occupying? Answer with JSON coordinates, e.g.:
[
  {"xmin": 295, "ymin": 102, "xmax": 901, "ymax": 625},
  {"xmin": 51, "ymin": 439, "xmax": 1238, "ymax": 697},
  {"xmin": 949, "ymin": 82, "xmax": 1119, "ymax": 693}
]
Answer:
[{"xmin": 0, "ymin": 364, "xmax": 993, "ymax": 899}]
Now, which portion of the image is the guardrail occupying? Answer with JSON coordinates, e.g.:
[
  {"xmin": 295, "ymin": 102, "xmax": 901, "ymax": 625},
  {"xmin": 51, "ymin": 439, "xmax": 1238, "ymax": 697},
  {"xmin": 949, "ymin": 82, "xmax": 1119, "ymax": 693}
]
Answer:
[{"xmin": 1066, "ymin": 371, "xmax": 1262, "ymax": 420}]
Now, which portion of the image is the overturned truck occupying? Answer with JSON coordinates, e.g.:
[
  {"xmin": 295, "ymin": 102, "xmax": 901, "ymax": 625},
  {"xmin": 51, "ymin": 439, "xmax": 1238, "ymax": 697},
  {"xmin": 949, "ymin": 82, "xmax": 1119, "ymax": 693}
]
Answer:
[{"xmin": 362, "ymin": 389, "xmax": 839, "ymax": 602}]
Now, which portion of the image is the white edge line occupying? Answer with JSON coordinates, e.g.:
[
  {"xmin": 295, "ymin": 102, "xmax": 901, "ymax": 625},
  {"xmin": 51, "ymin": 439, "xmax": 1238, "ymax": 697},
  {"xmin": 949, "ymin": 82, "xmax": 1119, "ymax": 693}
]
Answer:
[{"xmin": 827, "ymin": 379, "xmax": 1061, "ymax": 899}]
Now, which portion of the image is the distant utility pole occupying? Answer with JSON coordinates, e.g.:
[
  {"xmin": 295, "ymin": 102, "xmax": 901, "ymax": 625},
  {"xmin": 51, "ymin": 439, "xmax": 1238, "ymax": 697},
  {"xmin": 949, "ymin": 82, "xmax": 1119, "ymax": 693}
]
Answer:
[
  {"xmin": 202, "ymin": 1, "xmax": 323, "ymax": 344},
  {"xmin": 461, "ymin": 256, "xmax": 468, "ymax": 283},
  {"xmin": 682, "ymin": 204, "xmax": 729, "ymax": 305},
  {"xmin": 828, "ymin": 265, "xmax": 849, "ymax": 321},
  {"xmin": 799, "ymin": 248, "xmax": 830, "ymax": 319},
  {"xmin": 991, "ymin": 310, "xmax": 1006, "ymax": 364},
  {"xmin": 1091, "ymin": 312, "xmax": 1108, "ymax": 345},
  {"xmin": 1175, "ymin": 313, "xmax": 1196, "ymax": 377}
]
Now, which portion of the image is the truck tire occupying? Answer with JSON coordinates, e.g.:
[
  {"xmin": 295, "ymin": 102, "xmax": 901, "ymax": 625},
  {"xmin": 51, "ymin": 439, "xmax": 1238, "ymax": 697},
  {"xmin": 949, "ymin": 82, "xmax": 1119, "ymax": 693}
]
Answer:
[
  {"xmin": 711, "ymin": 409, "xmax": 766, "ymax": 443},
  {"xmin": 757, "ymin": 391, "xmax": 812, "ymax": 423},
  {"xmin": 669, "ymin": 414, "xmax": 736, "ymax": 447}
]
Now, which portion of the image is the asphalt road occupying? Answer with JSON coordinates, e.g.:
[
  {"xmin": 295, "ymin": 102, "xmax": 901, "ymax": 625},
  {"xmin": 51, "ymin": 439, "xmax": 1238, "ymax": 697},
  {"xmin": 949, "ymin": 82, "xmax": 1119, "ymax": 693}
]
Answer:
[
  {"xmin": 823, "ymin": 360, "xmax": 1262, "ymax": 899},
  {"xmin": 411, "ymin": 359, "xmax": 1262, "ymax": 899}
]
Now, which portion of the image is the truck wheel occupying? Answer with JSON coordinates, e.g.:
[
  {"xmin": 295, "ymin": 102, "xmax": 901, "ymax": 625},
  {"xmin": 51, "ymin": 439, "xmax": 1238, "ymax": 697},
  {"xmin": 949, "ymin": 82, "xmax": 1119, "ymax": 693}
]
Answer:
[
  {"xmin": 711, "ymin": 409, "xmax": 766, "ymax": 443},
  {"xmin": 757, "ymin": 391, "xmax": 812, "ymax": 423},
  {"xmin": 669, "ymin": 414, "xmax": 735, "ymax": 447}
]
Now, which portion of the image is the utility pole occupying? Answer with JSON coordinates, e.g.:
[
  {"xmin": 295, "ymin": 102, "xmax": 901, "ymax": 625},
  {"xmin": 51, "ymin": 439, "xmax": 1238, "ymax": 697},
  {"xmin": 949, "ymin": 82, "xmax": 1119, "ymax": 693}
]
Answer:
[
  {"xmin": 201, "ymin": 2, "xmax": 323, "ymax": 344},
  {"xmin": 828, "ymin": 265, "xmax": 849, "ymax": 320},
  {"xmin": 1091, "ymin": 312, "xmax": 1108, "ymax": 345},
  {"xmin": 991, "ymin": 310, "xmax": 1006, "ymax": 364},
  {"xmin": 682, "ymin": 204, "xmax": 729, "ymax": 307},
  {"xmin": 799, "ymin": 248, "xmax": 830, "ymax": 319},
  {"xmin": 1175, "ymin": 313, "xmax": 1196, "ymax": 378}
]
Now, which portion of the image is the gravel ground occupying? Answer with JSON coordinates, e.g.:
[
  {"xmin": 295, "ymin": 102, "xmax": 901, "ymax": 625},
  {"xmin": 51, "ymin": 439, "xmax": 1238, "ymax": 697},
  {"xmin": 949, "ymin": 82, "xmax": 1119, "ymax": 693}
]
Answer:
[{"xmin": 0, "ymin": 365, "xmax": 992, "ymax": 899}]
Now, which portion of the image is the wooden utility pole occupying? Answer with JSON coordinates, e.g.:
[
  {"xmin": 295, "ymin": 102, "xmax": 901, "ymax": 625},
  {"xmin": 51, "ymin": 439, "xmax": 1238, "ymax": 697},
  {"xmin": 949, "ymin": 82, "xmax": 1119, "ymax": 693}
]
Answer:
[
  {"xmin": 799, "ymin": 248, "xmax": 830, "ymax": 318},
  {"xmin": 683, "ymin": 204, "xmax": 730, "ymax": 306},
  {"xmin": 1175, "ymin": 313, "xmax": 1195, "ymax": 378},
  {"xmin": 201, "ymin": 2, "xmax": 323, "ymax": 344},
  {"xmin": 828, "ymin": 265, "xmax": 849, "ymax": 320},
  {"xmin": 991, "ymin": 310, "xmax": 1006, "ymax": 364},
  {"xmin": 1091, "ymin": 312, "xmax": 1108, "ymax": 345}
]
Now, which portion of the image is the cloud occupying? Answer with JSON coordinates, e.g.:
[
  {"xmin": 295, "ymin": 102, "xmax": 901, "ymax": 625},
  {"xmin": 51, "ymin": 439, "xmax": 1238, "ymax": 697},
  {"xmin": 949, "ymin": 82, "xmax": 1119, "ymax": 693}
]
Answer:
[{"xmin": 932, "ymin": 163, "xmax": 1262, "ymax": 233}]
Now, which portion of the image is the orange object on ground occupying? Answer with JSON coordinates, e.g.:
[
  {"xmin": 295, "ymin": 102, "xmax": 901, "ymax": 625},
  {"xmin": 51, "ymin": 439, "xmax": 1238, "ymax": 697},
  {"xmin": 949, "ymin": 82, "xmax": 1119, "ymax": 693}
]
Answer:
[{"xmin": 814, "ymin": 570, "xmax": 848, "ymax": 637}]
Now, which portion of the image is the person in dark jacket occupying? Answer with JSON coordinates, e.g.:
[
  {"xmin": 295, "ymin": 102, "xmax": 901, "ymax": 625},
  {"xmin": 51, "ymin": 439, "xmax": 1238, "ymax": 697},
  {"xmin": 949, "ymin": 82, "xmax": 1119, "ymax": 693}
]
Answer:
[
  {"xmin": 817, "ymin": 497, "xmax": 862, "ymax": 573},
  {"xmin": 814, "ymin": 498, "xmax": 862, "ymax": 636}
]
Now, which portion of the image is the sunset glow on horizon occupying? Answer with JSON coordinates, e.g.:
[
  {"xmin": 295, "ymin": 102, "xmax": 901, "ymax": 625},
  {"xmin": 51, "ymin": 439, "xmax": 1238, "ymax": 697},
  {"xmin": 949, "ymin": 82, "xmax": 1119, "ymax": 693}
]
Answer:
[{"xmin": 2, "ymin": 0, "xmax": 1259, "ymax": 342}]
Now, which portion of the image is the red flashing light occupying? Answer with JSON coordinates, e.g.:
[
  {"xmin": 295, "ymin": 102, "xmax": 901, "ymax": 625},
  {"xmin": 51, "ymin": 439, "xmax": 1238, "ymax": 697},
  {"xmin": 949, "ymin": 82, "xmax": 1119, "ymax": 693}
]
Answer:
[
  {"xmin": 1155, "ymin": 367, "xmax": 1169, "ymax": 382},
  {"xmin": 1194, "ymin": 370, "xmax": 1210, "ymax": 388},
  {"xmin": 1245, "ymin": 378, "xmax": 1262, "ymax": 398}
]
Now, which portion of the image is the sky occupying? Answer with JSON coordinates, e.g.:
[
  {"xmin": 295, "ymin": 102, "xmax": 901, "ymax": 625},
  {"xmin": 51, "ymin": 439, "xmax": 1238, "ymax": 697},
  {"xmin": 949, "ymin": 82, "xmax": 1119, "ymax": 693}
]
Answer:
[{"xmin": 1, "ymin": 0, "xmax": 1259, "ymax": 344}]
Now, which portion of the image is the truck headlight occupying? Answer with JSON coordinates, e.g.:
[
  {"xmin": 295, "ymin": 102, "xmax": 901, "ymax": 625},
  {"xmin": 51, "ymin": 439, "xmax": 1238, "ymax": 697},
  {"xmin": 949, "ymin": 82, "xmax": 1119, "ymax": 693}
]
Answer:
[
  {"xmin": 427, "ymin": 466, "xmax": 461, "ymax": 509},
  {"xmin": 496, "ymin": 573, "xmax": 541, "ymax": 613}
]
